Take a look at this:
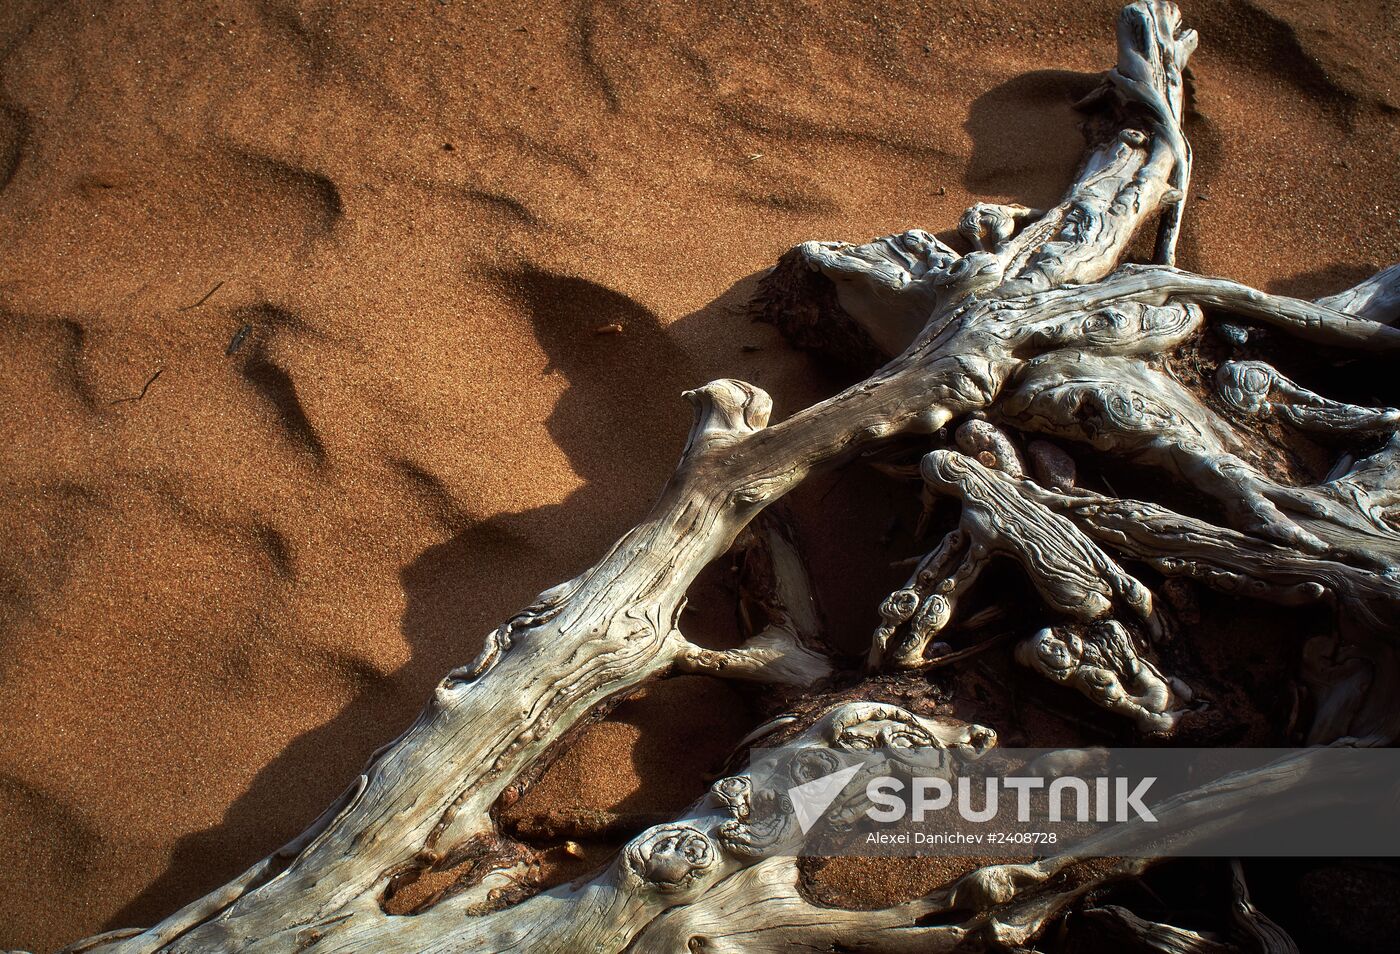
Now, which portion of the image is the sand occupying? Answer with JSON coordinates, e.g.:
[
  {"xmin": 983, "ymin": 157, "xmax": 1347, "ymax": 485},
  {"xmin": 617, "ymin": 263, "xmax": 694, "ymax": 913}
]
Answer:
[{"xmin": 0, "ymin": 0, "xmax": 1396, "ymax": 949}]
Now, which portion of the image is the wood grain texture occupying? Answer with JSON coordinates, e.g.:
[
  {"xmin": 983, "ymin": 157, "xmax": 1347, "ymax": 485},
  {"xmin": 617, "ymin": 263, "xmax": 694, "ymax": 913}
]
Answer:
[{"xmin": 40, "ymin": 3, "xmax": 1396, "ymax": 952}]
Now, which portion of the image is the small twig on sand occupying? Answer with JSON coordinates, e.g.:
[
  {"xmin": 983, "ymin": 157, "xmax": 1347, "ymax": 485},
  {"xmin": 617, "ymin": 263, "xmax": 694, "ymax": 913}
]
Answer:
[
  {"xmin": 178, "ymin": 280, "xmax": 225, "ymax": 312},
  {"xmin": 227, "ymin": 323, "xmax": 253, "ymax": 355},
  {"xmin": 110, "ymin": 368, "xmax": 164, "ymax": 405}
]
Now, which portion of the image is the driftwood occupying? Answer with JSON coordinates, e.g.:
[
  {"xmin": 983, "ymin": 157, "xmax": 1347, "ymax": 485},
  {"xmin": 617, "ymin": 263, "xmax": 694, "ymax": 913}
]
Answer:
[{"xmin": 44, "ymin": 2, "xmax": 1399, "ymax": 952}]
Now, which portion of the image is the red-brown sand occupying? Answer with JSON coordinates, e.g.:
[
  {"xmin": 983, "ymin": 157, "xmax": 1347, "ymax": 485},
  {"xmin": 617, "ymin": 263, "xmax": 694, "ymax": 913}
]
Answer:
[{"xmin": 0, "ymin": 1, "xmax": 1396, "ymax": 950}]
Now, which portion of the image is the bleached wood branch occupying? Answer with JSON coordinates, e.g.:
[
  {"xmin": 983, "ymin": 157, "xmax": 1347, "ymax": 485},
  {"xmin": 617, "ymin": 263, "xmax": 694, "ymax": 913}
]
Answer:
[
  {"xmin": 676, "ymin": 510, "xmax": 832, "ymax": 686},
  {"xmin": 52, "ymin": 3, "xmax": 1399, "ymax": 952}
]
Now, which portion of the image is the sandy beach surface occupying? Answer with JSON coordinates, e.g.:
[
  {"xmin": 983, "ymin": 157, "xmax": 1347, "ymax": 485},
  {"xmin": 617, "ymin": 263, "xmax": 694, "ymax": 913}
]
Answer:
[{"xmin": 1, "ymin": 0, "xmax": 1396, "ymax": 949}]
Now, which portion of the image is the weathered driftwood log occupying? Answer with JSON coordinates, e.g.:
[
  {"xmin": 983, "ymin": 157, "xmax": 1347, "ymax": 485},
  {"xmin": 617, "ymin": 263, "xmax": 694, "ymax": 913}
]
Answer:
[{"xmin": 51, "ymin": 2, "xmax": 1398, "ymax": 952}]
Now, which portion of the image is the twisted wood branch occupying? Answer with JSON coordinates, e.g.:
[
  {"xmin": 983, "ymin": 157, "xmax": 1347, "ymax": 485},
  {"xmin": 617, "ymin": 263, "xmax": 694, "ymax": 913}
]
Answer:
[{"xmin": 51, "ymin": 3, "xmax": 1398, "ymax": 952}]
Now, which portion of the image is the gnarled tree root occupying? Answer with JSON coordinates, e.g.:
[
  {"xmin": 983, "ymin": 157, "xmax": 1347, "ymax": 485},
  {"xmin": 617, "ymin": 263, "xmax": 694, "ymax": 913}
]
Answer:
[{"xmin": 52, "ymin": 3, "xmax": 1398, "ymax": 952}]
